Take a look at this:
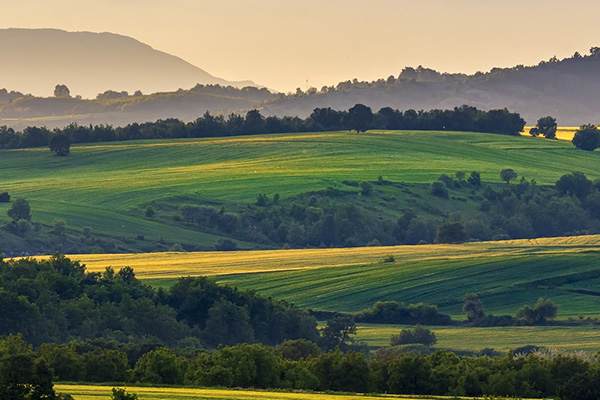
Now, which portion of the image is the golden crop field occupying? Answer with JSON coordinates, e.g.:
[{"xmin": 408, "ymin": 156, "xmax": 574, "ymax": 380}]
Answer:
[
  {"xmin": 523, "ymin": 126, "xmax": 578, "ymax": 141},
  {"xmin": 31, "ymin": 234, "xmax": 600, "ymax": 280},
  {"xmin": 54, "ymin": 384, "xmax": 455, "ymax": 400}
]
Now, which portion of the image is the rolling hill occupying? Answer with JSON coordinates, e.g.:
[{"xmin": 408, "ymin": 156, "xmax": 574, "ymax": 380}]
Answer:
[
  {"xmin": 0, "ymin": 28, "xmax": 256, "ymax": 98},
  {"xmin": 263, "ymin": 52, "xmax": 600, "ymax": 125},
  {"xmin": 0, "ymin": 129, "xmax": 598, "ymax": 256},
  {"xmin": 33, "ymin": 235, "xmax": 599, "ymax": 318}
]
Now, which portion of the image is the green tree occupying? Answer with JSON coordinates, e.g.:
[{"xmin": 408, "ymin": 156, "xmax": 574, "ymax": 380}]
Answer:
[
  {"xmin": 0, "ymin": 192, "xmax": 9, "ymax": 203},
  {"xmin": 390, "ymin": 325, "xmax": 437, "ymax": 346},
  {"xmin": 572, "ymin": 124, "xmax": 600, "ymax": 151},
  {"xmin": 111, "ymin": 388, "xmax": 138, "ymax": 400},
  {"xmin": 144, "ymin": 206, "xmax": 155, "ymax": 218},
  {"xmin": 468, "ymin": 171, "xmax": 481, "ymax": 186},
  {"xmin": 556, "ymin": 171, "xmax": 592, "ymax": 199},
  {"xmin": 500, "ymin": 168, "xmax": 518, "ymax": 185},
  {"xmin": 7, "ymin": 198, "xmax": 31, "ymax": 221},
  {"xmin": 463, "ymin": 293, "xmax": 485, "ymax": 323},
  {"xmin": 0, "ymin": 334, "xmax": 56, "ymax": 400},
  {"xmin": 436, "ymin": 222, "xmax": 467, "ymax": 243},
  {"xmin": 49, "ymin": 134, "xmax": 71, "ymax": 156},
  {"xmin": 134, "ymin": 347, "xmax": 184, "ymax": 385},
  {"xmin": 53, "ymin": 84, "xmax": 71, "ymax": 98},
  {"xmin": 535, "ymin": 116, "xmax": 557, "ymax": 139},
  {"xmin": 517, "ymin": 298, "xmax": 557, "ymax": 324},
  {"xmin": 319, "ymin": 315, "xmax": 357, "ymax": 351},
  {"xmin": 343, "ymin": 104, "xmax": 374, "ymax": 133}
]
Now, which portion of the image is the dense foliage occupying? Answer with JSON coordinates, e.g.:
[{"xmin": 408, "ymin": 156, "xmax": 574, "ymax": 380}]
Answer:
[
  {"xmin": 0, "ymin": 104, "xmax": 525, "ymax": 150},
  {"xmin": 5, "ymin": 332, "xmax": 600, "ymax": 400},
  {"xmin": 0, "ymin": 255, "xmax": 318, "ymax": 347}
]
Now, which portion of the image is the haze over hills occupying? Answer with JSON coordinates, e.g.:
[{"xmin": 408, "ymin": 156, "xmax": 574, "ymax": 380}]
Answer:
[
  {"xmin": 1, "ymin": 29, "xmax": 600, "ymax": 127},
  {"xmin": 0, "ymin": 28, "xmax": 256, "ymax": 98},
  {"xmin": 263, "ymin": 50, "xmax": 600, "ymax": 126}
]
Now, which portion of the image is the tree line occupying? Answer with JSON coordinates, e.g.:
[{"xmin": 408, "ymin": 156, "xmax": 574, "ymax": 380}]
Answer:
[
  {"xmin": 2, "ymin": 332, "xmax": 598, "ymax": 400},
  {"xmin": 0, "ymin": 104, "xmax": 526, "ymax": 151}
]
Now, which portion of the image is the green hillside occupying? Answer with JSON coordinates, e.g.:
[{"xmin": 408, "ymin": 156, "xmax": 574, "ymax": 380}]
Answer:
[
  {"xmin": 214, "ymin": 237, "xmax": 600, "ymax": 318},
  {"xmin": 0, "ymin": 130, "xmax": 598, "ymax": 254}
]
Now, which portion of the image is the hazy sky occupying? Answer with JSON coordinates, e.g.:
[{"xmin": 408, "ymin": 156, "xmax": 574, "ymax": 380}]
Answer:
[{"xmin": 2, "ymin": 0, "xmax": 599, "ymax": 92}]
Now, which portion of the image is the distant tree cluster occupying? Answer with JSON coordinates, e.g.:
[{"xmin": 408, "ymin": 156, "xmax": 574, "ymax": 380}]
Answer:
[{"xmin": 0, "ymin": 104, "xmax": 526, "ymax": 151}]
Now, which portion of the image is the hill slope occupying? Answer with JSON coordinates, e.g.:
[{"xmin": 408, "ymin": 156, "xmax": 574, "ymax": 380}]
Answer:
[
  {"xmin": 0, "ymin": 28, "xmax": 255, "ymax": 98},
  {"xmin": 0, "ymin": 130, "xmax": 598, "ymax": 255},
  {"xmin": 33, "ymin": 235, "xmax": 600, "ymax": 318},
  {"xmin": 263, "ymin": 53, "xmax": 600, "ymax": 125}
]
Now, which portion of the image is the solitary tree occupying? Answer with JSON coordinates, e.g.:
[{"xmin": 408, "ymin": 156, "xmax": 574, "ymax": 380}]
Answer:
[
  {"xmin": 54, "ymin": 84, "xmax": 71, "ymax": 98},
  {"xmin": 572, "ymin": 124, "xmax": 600, "ymax": 151},
  {"xmin": 7, "ymin": 198, "xmax": 31, "ymax": 221},
  {"xmin": 500, "ymin": 168, "xmax": 518, "ymax": 185},
  {"xmin": 343, "ymin": 104, "xmax": 374, "ymax": 133},
  {"xmin": 463, "ymin": 293, "xmax": 485, "ymax": 323},
  {"xmin": 49, "ymin": 134, "xmax": 71, "ymax": 156},
  {"xmin": 535, "ymin": 116, "xmax": 557, "ymax": 139}
]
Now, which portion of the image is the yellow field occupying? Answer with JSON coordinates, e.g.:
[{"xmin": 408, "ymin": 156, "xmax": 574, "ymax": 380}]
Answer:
[
  {"xmin": 54, "ymin": 384, "xmax": 455, "ymax": 400},
  {"xmin": 524, "ymin": 126, "xmax": 577, "ymax": 141},
  {"xmin": 26, "ymin": 235, "xmax": 600, "ymax": 280}
]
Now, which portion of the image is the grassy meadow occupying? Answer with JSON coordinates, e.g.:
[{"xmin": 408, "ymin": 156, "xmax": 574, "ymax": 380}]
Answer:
[
  {"xmin": 356, "ymin": 324, "xmax": 600, "ymax": 352},
  {"xmin": 54, "ymin": 384, "xmax": 448, "ymax": 400},
  {"xmin": 40, "ymin": 234, "xmax": 600, "ymax": 318},
  {"xmin": 1, "ymin": 129, "xmax": 598, "ymax": 247}
]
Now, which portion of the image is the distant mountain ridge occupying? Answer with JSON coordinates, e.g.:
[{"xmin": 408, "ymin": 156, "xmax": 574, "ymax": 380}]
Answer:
[
  {"xmin": 263, "ymin": 50, "xmax": 600, "ymax": 125},
  {"xmin": 0, "ymin": 28, "xmax": 256, "ymax": 98}
]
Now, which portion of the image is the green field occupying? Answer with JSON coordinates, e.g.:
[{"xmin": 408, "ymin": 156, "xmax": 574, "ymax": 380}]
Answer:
[
  {"xmin": 36, "ymin": 235, "xmax": 600, "ymax": 318},
  {"xmin": 355, "ymin": 323, "xmax": 600, "ymax": 352},
  {"xmin": 54, "ymin": 384, "xmax": 446, "ymax": 400},
  {"xmin": 1, "ymin": 130, "xmax": 598, "ymax": 249},
  {"xmin": 214, "ymin": 238, "xmax": 600, "ymax": 318}
]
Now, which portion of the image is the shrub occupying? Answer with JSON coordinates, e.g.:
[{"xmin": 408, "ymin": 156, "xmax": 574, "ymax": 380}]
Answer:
[
  {"xmin": 145, "ymin": 206, "xmax": 155, "ymax": 218},
  {"xmin": 0, "ymin": 192, "xmax": 9, "ymax": 202},
  {"xmin": 390, "ymin": 325, "xmax": 437, "ymax": 346},
  {"xmin": 431, "ymin": 181, "xmax": 449, "ymax": 198}
]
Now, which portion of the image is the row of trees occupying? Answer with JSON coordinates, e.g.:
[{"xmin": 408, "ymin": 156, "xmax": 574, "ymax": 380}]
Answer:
[
  {"xmin": 530, "ymin": 116, "xmax": 600, "ymax": 151},
  {"xmin": 0, "ymin": 104, "xmax": 527, "ymax": 151},
  {"xmin": 4, "ymin": 332, "xmax": 598, "ymax": 400}
]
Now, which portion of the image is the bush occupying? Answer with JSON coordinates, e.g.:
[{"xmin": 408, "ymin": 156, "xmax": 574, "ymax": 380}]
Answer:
[
  {"xmin": 111, "ymin": 388, "xmax": 138, "ymax": 400},
  {"xmin": 145, "ymin": 206, "xmax": 155, "ymax": 218},
  {"xmin": 0, "ymin": 192, "xmax": 9, "ymax": 202},
  {"xmin": 390, "ymin": 325, "xmax": 437, "ymax": 346},
  {"xmin": 430, "ymin": 181, "xmax": 449, "ymax": 198}
]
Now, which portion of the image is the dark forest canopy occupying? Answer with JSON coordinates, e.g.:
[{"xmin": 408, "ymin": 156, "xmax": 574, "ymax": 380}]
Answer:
[
  {"xmin": 0, "ymin": 254, "xmax": 318, "ymax": 348},
  {"xmin": 0, "ymin": 104, "xmax": 525, "ymax": 150}
]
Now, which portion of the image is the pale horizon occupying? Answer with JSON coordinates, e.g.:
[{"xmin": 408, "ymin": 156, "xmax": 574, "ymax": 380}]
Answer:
[{"xmin": 2, "ymin": 0, "xmax": 599, "ymax": 93}]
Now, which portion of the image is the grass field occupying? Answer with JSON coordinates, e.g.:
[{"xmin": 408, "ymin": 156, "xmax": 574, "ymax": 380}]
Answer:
[
  {"xmin": 54, "ymin": 384, "xmax": 447, "ymax": 400},
  {"xmin": 39, "ymin": 235, "xmax": 600, "ymax": 318},
  {"xmin": 355, "ymin": 324, "xmax": 600, "ymax": 352},
  {"xmin": 1, "ymin": 129, "xmax": 598, "ymax": 246}
]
